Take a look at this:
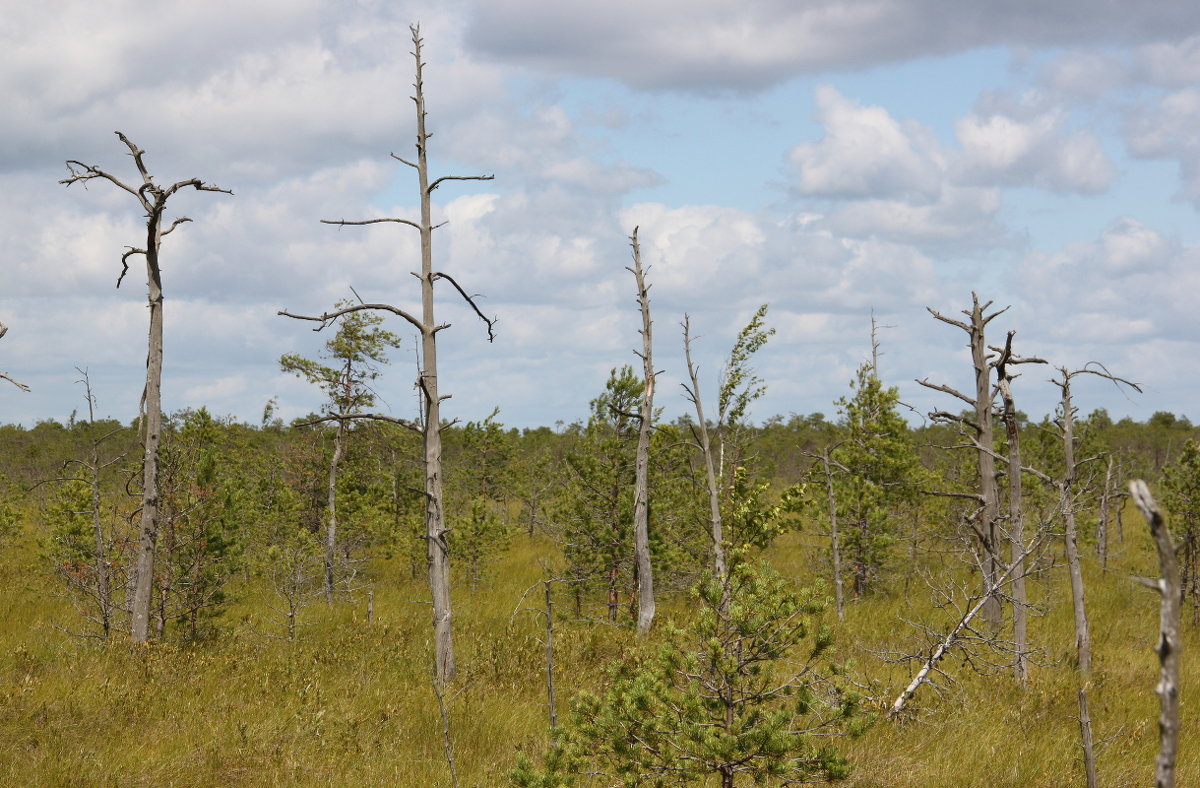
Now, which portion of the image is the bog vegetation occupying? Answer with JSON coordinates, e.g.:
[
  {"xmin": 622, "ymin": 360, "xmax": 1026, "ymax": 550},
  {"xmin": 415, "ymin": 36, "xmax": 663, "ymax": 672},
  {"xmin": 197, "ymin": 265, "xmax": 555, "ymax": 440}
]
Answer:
[{"xmin": 1, "ymin": 23, "xmax": 1195, "ymax": 788}]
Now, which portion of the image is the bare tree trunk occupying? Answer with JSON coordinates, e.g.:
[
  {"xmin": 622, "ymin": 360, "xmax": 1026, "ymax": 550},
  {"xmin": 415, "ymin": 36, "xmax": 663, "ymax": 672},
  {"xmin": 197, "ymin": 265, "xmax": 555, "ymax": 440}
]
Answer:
[
  {"xmin": 1079, "ymin": 689, "xmax": 1098, "ymax": 788},
  {"xmin": 683, "ymin": 317, "xmax": 726, "ymax": 580},
  {"xmin": 1130, "ymin": 481, "xmax": 1181, "ymax": 788},
  {"xmin": 282, "ymin": 26, "xmax": 493, "ymax": 683},
  {"xmin": 61, "ymin": 133, "xmax": 230, "ymax": 644},
  {"xmin": 888, "ymin": 531, "xmax": 1044, "ymax": 719},
  {"xmin": 820, "ymin": 450, "xmax": 845, "ymax": 621},
  {"xmin": 324, "ymin": 419, "xmax": 344, "ymax": 601},
  {"xmin": 1098, "ymin": 456, "xmax": 1113, "ymax": 568},
  {"xmin": 132, "ymin": 234, "xmax": 165, "ymax": 643},
  {"xmin": 543, "ymin": 579, "xmax": 557, "ymax": 729},
  {"xmin": 627, "ymin": 229, "xmax": 656, "ymax": 636},
  {"xmin": 994, "ymin": 332, "xmax": 1033, "ymax": 682},
  {"xmin": 921, "ymin": 294, "xmax": 1007, "ymax": 629},
  {"xmin": 413, "ymin": 41, "xmax": 456, "ymax": 685},
  {"xmin": 1057, "ymin": 372, "xmax": 1092, "ymax": 678}
]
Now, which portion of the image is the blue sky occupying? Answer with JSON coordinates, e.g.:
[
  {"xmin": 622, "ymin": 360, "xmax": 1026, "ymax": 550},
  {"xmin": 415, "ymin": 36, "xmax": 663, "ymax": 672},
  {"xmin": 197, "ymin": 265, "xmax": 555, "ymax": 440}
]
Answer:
[{"xmin": 2, "ymin": 0, "xmax": 1199, "ymax": 429}]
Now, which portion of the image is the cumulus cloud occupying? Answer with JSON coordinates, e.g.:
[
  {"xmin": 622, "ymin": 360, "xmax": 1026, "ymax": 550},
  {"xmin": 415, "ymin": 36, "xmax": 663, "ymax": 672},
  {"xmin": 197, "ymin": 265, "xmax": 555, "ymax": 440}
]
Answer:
[
  {"xmin": 788, "ymin": 87, "xmax": 945, "ymax": 200},
  {"xmin": 953, "ymin": 107, "xmax": 1114, "ymax": 193},
  {"xmin": 1124, "ymin": 88, "xmax": 1200, "ymax": 206}
]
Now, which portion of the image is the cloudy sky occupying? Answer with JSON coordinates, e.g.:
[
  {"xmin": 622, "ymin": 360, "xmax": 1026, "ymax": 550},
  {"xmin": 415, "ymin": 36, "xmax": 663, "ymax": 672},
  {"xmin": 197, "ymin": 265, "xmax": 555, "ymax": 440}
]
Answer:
[{"xmin": 2, "ymin": 0, "xmax": 1199, "ymax": 430}]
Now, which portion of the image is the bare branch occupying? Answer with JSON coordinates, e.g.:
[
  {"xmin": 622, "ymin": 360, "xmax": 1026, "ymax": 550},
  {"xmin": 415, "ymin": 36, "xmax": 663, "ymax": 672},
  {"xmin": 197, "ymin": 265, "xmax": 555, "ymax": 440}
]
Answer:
[
  {"xmin": 159, "ymin": 217, "xmax": 192, "ymax": 238},
  {"xmin": 390, "ymin": 152, "xmax": 418, "ymax": 168},
  {"xmin": 429, "ymin": 174, "xmax": 495, "ymax": 193},
  {"xmin": 433, "ymin": 272, "xmax": 497, "ymax": 342},
  {"xmin": 294, "ymin": 412, "xmax": 421, "ymax": 434},
  {"xmin": 321, "ymin": 217, "xmax": 423, "ymax": 232},
  {"xmin": 916, "ymin": 378, "xmax": 975, "ymax": 408},
  {"xmin": 279, "ymin": 303, "xmax": 425, "ymax": 335}
]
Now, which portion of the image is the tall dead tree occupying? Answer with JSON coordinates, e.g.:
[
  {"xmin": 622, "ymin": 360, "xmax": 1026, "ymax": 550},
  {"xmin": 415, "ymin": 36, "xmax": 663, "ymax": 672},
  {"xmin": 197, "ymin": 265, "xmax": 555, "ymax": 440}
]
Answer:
[
  {"xmin": 1130, "ymin": 481, "xmax": 1181, "ymax": 788},
  {"xmin": 61, "ymin": 133, "xmax": 230, "ymax": 643},
  {"xmin": 682, "ymin": 317, "xmax": 726, "ymax": 581},
  {"xmin": 918, "ymin": 293, "xmax": 1007, "ymax": 628},
  {"xmin": 991, "ymin": 331, "xmax": 1046, "ymax": 682},
  {"xmin": 0, "ymin": 322, "xmax": 30, "ymax": 392},
  {"xmin": 281, "ymin": 25, "xmax": 494, "ymax": 684},
  {"xmin": 627, "ymin": 229, "xmax": 656, "ymax": 635}
]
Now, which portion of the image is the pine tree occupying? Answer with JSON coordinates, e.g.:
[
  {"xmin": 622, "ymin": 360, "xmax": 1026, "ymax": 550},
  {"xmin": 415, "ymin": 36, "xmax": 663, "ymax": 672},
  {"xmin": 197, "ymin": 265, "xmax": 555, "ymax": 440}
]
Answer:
[
  {"xmin": 832, "ymin": 364, "xmax": 922, "ymax": 597},
  {"xmin": 512, "ymin": 561, "xmax": 866, "ymax": 787}
]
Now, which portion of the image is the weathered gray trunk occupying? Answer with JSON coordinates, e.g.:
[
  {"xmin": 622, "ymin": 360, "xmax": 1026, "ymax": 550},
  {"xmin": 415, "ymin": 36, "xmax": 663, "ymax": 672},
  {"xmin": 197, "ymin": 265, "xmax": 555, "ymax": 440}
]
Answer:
[
  {"xmin": 683, "ymin": 318, "xmax": 726, "ymax": 580},
  {"xmin": 1058, "ymin": 374, "xmax": 1092, "ymax": 677},
  {"xmin": 131, "ymin": 225, "xmax": 164, "ymax": 643},
  {"xmin": 324, "ymin": 419, "xmax": 344, "ymax": 601},
  {"xmin": 412, "ymin": 46, "xmax": 455, "ymax": 684},
  {"xmin": 628, "ymin": 229, "xmax": 656, "ymax": 636},
  {"xmin": 996, "ymin": 367, "xmax": 1027, "ymax": 681},
  {"xmin": 1130, "ymin": 481, "xmax": 1180, "ymax": 788},
  {"xmin": 969, "ymin": 299, "xmax": 1002, "ymax": 629},
  {"xmin": 821, "ymin": 450, "xmax": 845, "ymax": 620}
]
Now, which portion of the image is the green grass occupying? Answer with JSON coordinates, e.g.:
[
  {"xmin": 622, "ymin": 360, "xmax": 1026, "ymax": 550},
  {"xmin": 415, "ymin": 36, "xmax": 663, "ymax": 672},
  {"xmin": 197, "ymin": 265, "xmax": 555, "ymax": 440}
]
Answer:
[{"xmin": 1, "ymin": 520, "xmax": 1195, "ymax": 786}]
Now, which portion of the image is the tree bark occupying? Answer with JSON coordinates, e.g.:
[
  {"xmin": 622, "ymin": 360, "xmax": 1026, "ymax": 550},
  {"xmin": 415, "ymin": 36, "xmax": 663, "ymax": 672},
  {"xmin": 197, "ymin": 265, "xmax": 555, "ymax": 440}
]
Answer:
[
  {"xmin": 683, "ymin": 317, "xmax": 726, "ymax": 581},
  {"xmin": 627, "ymin": 229, "xmax": 656, "ymax": 636},
  {"xmin": 921, "ymin": 293, "xmax": 1006, "ymax": 629},
  {"xmin": 61, "ymin": 133, "xmax": 230, "ymax": 644},
  {"xmin": 1056, "ymin": 371, "xmax": 1092, "ymax": 678},
  {"xmin": 324, "ymin": 418, "xmax": 344, "ymax": 600},
  {"xmin": 821, "ymin": 450, "xmax": 845, "ymax": 621},
  {"xmin": 130, "ymin": 221, "xmax": 165, "ymax": 643},
  {"xmin": 1130, "ymin": 481, "xmax": 1181, "ymax": 788},
  {"xmin": 994, "ymin": 333, "xmax": 1029, "ymax": 682}
]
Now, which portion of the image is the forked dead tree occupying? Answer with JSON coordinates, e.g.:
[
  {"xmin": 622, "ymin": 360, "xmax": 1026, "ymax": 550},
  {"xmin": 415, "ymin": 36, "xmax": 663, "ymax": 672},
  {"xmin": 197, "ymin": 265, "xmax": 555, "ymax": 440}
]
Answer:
[
  {"xmin": 61, "ymin": 133, "xmax": 231, "ymax": 643},
  {"xmin": 918, "ymin": 293, "xmax": 1007, "ymax": 629},
  {"xmin": 280, "ymin": 25, "xmax": 495, "ymax": 683},
  {"xmin": 991, "ymin": 331, "xmax": 1046, "ymax": 682},
  {"xmin": 627, "ymin": 228, "xmax": 656, "ymax": 635},
  {"xmin": 1130, "ymin": 481, "xmax": 1181, "ymax": 788},
  {"xmin": 0, "ymin": 322, "xmax": 30, "ymax": 392}
]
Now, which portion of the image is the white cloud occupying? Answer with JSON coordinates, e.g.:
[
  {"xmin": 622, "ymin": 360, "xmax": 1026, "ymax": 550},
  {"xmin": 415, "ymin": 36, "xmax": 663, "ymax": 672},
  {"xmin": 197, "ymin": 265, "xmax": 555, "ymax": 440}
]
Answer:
[
  {"xmin": 789, "ymin": 87, "xmax": 945, "ymax": 200},
  {"xmin": 1124, "ymin": 88, "xmax": 1200, "ymax": 206}
]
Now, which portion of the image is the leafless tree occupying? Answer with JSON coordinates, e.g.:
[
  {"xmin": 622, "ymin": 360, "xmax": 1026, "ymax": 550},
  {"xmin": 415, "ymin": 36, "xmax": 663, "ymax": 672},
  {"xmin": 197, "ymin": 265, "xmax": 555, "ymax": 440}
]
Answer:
[
  {"xmin": 1049, "ymin": 364, "xmax": 1141, "ymax": 679},
  {"xmin": 280, "ymin": 25, "xmax": 495, "ymax": 683},
  {"xmin": 627, "ymin": 228, "xmax": 657, "ymax": 635},
  {"xmin": 1130, "ymin": 481, "xmax": 1181, "ymax": 788},
  {"xmin": 61, "ymin": 133, "xmax": 231, "ymax": 643},
  {"xmin": 918, "ymin": 293, "xmax": 1008, "ymax": 628},
  {"xmin": 682, "ymin": 316, "xmax": 726, "ymax": 581},
  {"xmin": 0, "ymin": 322, "xmax": 30, "ymax": 392},
  {"xmin": 991, "ymin": 331, "xmax": 1046, "ymax": 682}
]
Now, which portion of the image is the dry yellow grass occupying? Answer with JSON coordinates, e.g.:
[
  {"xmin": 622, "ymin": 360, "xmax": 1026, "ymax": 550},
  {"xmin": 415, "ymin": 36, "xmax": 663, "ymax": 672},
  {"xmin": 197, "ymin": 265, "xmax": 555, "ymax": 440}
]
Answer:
[{"xmin": 0, "ymin": 518, "xmax": 1194, "ymax": 786}]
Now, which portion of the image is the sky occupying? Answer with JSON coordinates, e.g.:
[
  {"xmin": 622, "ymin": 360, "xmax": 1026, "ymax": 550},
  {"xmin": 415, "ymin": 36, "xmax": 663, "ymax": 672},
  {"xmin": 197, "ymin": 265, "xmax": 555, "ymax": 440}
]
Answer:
[{"xmin": 3, "ymin": 0, "xmax": 1200, "ymax": 430}]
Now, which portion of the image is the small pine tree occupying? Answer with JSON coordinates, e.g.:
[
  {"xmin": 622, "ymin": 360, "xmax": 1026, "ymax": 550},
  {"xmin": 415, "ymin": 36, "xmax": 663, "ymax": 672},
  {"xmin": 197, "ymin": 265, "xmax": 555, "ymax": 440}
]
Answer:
[
  {"xmin": 832, "ymin": 364, "xmax": 922, "ymax": 597},
  {"xmin": 512, "ymin": 561, "xmax": 866, "ymax": 787}
]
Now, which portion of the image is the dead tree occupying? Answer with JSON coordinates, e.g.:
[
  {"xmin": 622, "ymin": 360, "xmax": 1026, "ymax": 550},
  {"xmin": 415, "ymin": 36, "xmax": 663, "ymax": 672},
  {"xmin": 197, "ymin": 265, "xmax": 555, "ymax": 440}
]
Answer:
[
  {"xmin": 627, "ymin": 229, "xmax": 656, "ymax": 635},
  {"xmin": 887, "ymin": 524, "xmax": 1049, "ymax": 719},
  {"xmin": 1051, "ymin": 364, "xmax": 1141, "ymax": 679},
  {"xmin": 1130, "ymin": 481, "xmax": 1181, "ymax": 788},
  {"xmin": 682, "ymin": 316, "xmax": 726, "ymax": 581},
  {"xmin": 918, "ymin": 293, "xmax": 1007, "ymax": 629},
  {"xmin": 280, "ymin": 25, "xmax": 495, "ymax": 684},
  {"xmin": 61, "ymin": 133, "xmax": 231, "ymax": 643},
  {"xmin": 801, "ymin": 445, "xmax": 847, "ymax": 621},
  {"xmin": 991, "ymin": 331, "xmax": 1046, "ymax": 682},
  {"xmin": 0, "ymin": 322, "xmax": 30, "ymax": 392}
]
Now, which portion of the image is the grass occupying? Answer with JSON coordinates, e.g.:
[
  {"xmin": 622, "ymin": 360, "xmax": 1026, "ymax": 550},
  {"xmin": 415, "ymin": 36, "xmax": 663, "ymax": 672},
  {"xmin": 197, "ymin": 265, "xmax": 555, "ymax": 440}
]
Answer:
[{"xmin": 0, "ymin": 519, "xmax": 1195, "ymax": 786}]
